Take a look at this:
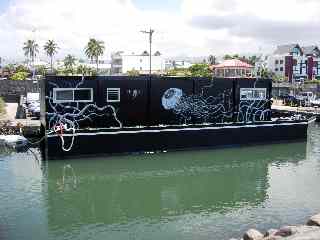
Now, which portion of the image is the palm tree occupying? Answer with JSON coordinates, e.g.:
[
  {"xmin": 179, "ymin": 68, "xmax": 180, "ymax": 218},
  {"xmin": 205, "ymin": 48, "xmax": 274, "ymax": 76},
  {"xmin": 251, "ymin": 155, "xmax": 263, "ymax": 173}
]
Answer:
[
  {"xmin": 64, "ymin": 55, "xmax": 76, "ymax": 74},
  {"xmin": 23, "ymin": 40, "xmax": 39, "ymax": 67},
  {"xmin": 44, "ymin": 40, "xmax": 59, "ymax": 72},
  {"xmin": 84, "ymin": 38, "xmax": 105, "ymax": 72}
]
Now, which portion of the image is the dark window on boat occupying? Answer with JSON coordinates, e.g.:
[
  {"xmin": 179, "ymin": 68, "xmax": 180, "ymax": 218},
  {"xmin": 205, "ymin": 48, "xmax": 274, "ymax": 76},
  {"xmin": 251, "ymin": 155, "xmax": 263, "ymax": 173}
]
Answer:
[
  {"xmin": 74, "ymin": 89, "xmax": 92, "ymax": 101},
  {"xmin": 53, "ymin": 88, "xmax": 93, "ymax": 103},
  {"xmin": 55, "ymin": 90, "xmax": 73, "ymax": 102},
  {"xmin": 107, "ymin": 88, "xmax": 120, "ymax": 102}
]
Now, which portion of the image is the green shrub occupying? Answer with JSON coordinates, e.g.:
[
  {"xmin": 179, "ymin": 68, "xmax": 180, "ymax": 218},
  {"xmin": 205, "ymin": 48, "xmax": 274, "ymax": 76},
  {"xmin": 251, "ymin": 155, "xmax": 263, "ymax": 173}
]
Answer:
[
  {"xmin": 10, "ymin": 71, "xmax": 30, "ymax": 80},
  {"xmin": 304, "ymin": 80, "xmax": 320, "ymax": 84},
  {"xmin": 189, "ymin": 64, "xmax": 212, "ymax": 77},
  {"xmin": 0, "ymin": 97, "xmax": 6, "ymax": 116},
  {"xmin": 126, "ymin": 69, "xmax": 140, "ymax": 76}
]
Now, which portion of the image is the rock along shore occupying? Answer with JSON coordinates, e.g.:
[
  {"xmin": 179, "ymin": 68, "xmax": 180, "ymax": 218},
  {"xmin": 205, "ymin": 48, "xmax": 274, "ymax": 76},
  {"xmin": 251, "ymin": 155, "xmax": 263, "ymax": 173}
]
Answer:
[{"xmin": 230, "ymin": 213, "xmax": 320, "ymax": 240}]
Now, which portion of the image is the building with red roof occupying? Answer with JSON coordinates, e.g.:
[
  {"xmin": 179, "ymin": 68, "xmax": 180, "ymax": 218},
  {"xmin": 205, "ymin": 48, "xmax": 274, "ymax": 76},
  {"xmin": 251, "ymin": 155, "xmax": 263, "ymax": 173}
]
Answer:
[{"xmin": 210, "ymin": 59, "xmax": 254, "ymax": 78}]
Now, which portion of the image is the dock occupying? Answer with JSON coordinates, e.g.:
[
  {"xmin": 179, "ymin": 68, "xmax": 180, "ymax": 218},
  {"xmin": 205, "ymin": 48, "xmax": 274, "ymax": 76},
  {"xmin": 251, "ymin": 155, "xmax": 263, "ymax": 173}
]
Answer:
[{"xmin": 272, "ymin": 105, "xmax": 320, "ymax": 122}]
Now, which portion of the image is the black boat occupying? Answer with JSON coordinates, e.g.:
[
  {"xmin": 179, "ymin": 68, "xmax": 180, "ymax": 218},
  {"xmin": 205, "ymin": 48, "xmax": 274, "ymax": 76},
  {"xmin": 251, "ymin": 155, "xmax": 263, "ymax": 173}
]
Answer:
[{"xmin": 40, "ymin": 75, "xmax": 311, "ymax": 159}]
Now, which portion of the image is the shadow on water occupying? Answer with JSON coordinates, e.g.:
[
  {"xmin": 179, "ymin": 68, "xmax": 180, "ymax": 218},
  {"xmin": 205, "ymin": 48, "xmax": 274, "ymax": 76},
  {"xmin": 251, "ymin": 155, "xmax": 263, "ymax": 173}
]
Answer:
[{"xmin": 43, "ymin": 141, "xmax": 307, "ymax": 232}]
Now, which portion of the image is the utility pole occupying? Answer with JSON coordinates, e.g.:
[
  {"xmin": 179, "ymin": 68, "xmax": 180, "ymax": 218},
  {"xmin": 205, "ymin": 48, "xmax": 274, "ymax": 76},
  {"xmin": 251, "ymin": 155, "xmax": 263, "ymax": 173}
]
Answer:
[
  {"xmin": 141, "ymin": 28, "xmax": 154, "ymax": 75},
  {"xmin": 141, "ymin": 28, "xmax": 154, "ymax": 125}
]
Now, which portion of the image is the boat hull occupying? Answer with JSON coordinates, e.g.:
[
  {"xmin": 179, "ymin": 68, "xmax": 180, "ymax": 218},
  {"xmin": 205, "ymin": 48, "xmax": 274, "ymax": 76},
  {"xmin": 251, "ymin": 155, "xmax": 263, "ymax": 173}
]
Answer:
[{"xmin": 44, "ymin": 121, "xmax": 309, "ymax": 159}]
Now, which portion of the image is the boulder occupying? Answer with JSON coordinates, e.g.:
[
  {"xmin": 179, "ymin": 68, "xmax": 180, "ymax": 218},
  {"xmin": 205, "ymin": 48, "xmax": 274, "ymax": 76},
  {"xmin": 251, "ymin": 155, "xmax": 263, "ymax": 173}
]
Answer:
[
  {"xmin": 275, "ymin": 225, "xmax": 320, "ymax": 237},
  {"xmin": 275, "ymin": 226, "xmax": 295, "ymax": 237},
  {"xmin": 307, "ymin": 214, "xmax": 320, "ymax": 227},
  {"xmin": 286, "ymin": 229, "xmax": 320, "ymax": 240},
  {"xmin": 243, "ymin": 229, "xmax": 264, "ymax": 240},
  {"xmin": 265, "ymin": 229, "xmax": 278, "ymax": 237}
]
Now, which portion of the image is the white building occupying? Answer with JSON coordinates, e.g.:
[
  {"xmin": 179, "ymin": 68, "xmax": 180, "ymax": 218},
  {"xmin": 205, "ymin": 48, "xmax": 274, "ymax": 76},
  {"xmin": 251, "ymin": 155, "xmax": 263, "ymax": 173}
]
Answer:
[
  {"xmin": 165, "ymin": 60, "xmax": 193, "ymax": 70},
  {"xmin": 111, "ymin": 51, "xmax": 165, "ymax": 75},
  {"xmin": 85, "ymin": 58, "xmax": 111, "ymax": 74}
]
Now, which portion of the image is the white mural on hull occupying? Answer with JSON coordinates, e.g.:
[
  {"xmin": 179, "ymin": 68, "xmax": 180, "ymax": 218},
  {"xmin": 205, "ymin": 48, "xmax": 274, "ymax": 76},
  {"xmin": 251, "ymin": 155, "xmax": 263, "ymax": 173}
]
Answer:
[
  {"xmin": 161, "ymin": 87, "xmax": 271, "ymax": 124},
  {"xmin": 46, "ymin": 76, "xmax": 122, "ymax": 152}
]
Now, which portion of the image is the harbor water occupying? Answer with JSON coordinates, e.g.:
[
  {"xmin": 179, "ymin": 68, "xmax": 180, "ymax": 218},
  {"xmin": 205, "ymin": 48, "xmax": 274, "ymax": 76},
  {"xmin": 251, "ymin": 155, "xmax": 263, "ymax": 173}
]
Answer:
[{"xmin": 1, "ymin": 123, "xmax": 320, "ymax": 240}]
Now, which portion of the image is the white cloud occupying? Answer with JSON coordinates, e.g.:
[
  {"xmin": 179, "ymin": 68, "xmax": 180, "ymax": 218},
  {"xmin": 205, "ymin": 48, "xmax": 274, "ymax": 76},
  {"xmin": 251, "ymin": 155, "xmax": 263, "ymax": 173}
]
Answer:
[{"xmin": 0, "ymin": 0, "xmax": 319, "ymax": 61}]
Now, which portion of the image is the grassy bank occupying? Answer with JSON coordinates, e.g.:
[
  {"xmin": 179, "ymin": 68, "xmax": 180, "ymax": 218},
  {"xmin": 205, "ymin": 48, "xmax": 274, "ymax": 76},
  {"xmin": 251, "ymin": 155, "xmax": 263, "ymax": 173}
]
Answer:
[{"xmin": 0, "ymin": 97, "xmax": 6, "ymax": 117}]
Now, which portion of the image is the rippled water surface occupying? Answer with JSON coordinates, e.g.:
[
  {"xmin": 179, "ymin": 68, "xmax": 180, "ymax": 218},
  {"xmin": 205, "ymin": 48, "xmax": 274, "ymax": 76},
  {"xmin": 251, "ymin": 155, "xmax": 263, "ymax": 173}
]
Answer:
[{"xmin": 1, "ymin": 123, "xmax": 320, "ymax": 240}]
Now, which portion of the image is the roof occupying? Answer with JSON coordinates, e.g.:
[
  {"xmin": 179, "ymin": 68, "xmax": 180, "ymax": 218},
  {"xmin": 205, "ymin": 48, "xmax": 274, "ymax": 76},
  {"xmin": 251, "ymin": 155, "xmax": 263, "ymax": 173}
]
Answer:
[
  {"xmin": 211, "ymin": 59, "xmax": 253, "ymax": 69},
  {"xmin": 273, "ymin": 44, "xmax": 300, "ymax": 55},
  {"xmin": 301, "ymin": 46, "xmax": 320, "ymax": 56}
]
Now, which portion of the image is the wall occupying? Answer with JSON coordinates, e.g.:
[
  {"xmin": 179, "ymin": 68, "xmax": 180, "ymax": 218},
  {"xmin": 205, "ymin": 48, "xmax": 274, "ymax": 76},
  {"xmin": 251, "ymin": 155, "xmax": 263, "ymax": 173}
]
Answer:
[
  {"xmin": 0, "ymin": 79, "xmax": 39, "ymax": 102},
  {"xmin": 42, "ymin": 76, "xmax": 272, "ymax": 131}
]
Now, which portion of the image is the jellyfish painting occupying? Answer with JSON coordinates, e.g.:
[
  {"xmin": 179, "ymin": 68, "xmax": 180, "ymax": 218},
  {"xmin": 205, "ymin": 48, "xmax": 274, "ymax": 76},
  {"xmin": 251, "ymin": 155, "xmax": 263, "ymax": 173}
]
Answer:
[
  {"xmin": 161, "ymin": 88, "xmax": 232, "ymax": 124},
  {"xmin": 161, "ymin": 87, "xmax": 271, "ymax": 124}
]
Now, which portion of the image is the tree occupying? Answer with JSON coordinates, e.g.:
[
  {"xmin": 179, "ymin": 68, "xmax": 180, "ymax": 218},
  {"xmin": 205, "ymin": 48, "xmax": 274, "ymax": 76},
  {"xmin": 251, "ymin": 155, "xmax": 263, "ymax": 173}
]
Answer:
[
  {"xmin": 76, "ymin": 65, "xmax": 97, "ymax": 76},
  {"xmin": 23, "ymin": 40, "xmax": 39, "ymax": 66},
  {"xmin": 189, "ymin": 64, "xmax": 212, "ymax": 77},
  {"xmin": 35, "ymin": 65, "xmax": 47, "ymax": 76},
  {"xmin": 44, "ymin": 40, "xmax": 59, "ymax": 72},
  {"xmin": 248, "ymin": 55, "xmax": 259, "ymax": 65},
  {"xmin": 15, "ymin": 65, "xmax": 29, "ymax": 73},
  {"xmin": 10, "ymin": 71, "xmax": 30, "ymax": 80},
  {"xmin": 84, "ymin": 38, "xmax": 105, "ymax": 72},
  {"xmin": 64, "ymin": 55, "xmax": 76, "ymax": 74},
  {"xmin": 208, "ymin": 55, "xmax": 216, "ymax": 65},
  {"xmin": 223, "ymin": 54, "xmax": 233, "ymax": 60},
  {"xmin": 127, "ymin": 69, "xmax": 140, "ymax": 76}
]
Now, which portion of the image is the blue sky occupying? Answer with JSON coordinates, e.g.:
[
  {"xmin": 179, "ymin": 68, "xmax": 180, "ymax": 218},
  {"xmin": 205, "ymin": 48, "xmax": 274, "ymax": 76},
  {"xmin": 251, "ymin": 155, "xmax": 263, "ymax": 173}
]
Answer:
[
  {"xmin": 0, "ymin": 0, "xmax": 9, "ymax": 13},
  {"xmin": 132, "ymin": 0, "xmax": 181, "ymax": 12}
]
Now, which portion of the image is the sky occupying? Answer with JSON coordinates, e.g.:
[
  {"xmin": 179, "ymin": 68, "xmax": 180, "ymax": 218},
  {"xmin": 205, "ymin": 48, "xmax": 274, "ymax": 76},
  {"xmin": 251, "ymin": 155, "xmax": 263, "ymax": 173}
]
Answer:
[{"xmin": 0, "ymin": 0, "xmax": 320, "ymax": 61}]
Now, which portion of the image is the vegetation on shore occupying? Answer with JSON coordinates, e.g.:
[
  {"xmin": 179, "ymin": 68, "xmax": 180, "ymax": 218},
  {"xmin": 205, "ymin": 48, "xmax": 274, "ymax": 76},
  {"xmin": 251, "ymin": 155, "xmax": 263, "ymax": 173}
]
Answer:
[
  {"xmin": 167, "ymin": 63, "xmax": 212, "ymax": 77},
  {"xmin": 0, "ymin": 97, "xmax": 6, "ymax": 117}
]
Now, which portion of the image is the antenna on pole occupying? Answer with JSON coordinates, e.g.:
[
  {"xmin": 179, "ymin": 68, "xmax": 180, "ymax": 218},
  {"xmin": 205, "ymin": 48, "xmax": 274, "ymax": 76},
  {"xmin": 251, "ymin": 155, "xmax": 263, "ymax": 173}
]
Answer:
[
  {"xmin": 140, "ymin": 28, "xmax": 154, "ymax": 126},
  {"xmin": 141, "ymin": 28, "xmax": 154, "ymax": 75}
]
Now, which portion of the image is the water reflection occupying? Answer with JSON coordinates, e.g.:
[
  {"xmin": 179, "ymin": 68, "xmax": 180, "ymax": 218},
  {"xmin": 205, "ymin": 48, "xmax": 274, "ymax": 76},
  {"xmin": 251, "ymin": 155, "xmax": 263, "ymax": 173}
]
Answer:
[{"xmin": 43, "ymin": 142, "xmax": 307, "ymax": 232}]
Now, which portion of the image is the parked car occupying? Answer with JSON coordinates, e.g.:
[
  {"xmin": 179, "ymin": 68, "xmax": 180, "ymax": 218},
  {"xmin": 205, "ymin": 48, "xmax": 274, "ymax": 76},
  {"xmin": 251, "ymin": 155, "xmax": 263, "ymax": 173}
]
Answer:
[
  {"xmin": 24, "ymin": 92, "xmax": 40, "ymax": 119},
  {"xmin": 28, "ymin": 101, "xmax": 40, "ymax": 119},
  {"xmin": 279, "ymin": 94, "xmax": 299, "ymax": 106},
  {"xmin": 296, "ymin": 92, "xmax": 315, "ymax": 106},
  {"xmin": 310, "ymin": 98, "xmax": 320, "ymax": 107}
]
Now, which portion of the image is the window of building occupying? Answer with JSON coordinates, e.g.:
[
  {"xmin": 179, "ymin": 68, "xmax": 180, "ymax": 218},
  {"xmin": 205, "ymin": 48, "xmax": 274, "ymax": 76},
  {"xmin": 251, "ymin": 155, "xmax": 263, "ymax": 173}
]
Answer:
[
  {"xmin": 280, "ymin": 60, "xmax": 284, "ymax": 64},
  {"xmin": 240, "ymin": 88, "xmax": 267, "ymax": 101},
  {"xmin": 106, "ymin": 88, "xmax": 120, "ymax": 102},
  {"xmin": 280, "ymin": 67, "xmax": 283, "ymax": 71},
  {"xmin": 53, "ymin": 88, "xmax": 93, "ymax": 103},
  {"xmin": 275, "ymin": 68, "xmax": 278, "ymax": 71},
  {"xmin": 275, "ymin": 60, "xmax": 279, "ymax": 64}
]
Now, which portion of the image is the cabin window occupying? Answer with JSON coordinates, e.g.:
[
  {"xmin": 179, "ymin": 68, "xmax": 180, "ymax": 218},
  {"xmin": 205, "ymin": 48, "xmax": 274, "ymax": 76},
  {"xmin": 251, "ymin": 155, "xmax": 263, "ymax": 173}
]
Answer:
[
  {"xmin": 53, "ymin": 88, "xmax": 93, "ymax": 103},
  {"xmin": 240, "ymin": 88, "xmax": 267, "ymax": 101},
  {"xmin": 107, "ymin": 88, "xmax": 120, "ymax": 102},
  {"xmin": 55, "ymin": 90, "xmax": 73, "ymax": 102}
]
